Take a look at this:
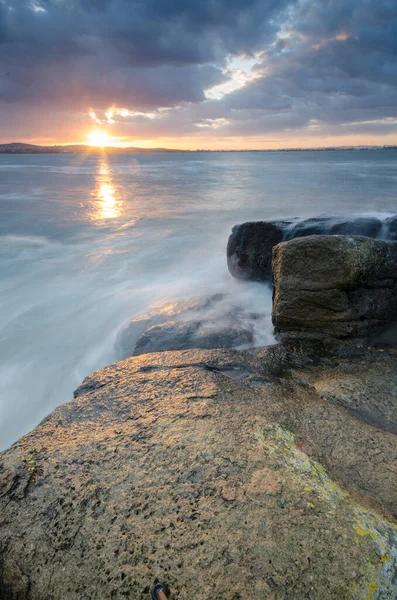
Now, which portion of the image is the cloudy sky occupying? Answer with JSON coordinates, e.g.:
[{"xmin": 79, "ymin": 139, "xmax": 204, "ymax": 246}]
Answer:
[{"xmin": 1, "ymin": 0, "xmax": 397, "ymax": 148}]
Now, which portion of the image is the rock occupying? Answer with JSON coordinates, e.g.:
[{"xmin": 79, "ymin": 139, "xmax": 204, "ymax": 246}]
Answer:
[
  {"xmin": 272, "ymin": 235, "xmax": 397, "ymax": 341},
  {"xmin": 371, "ymin": 323, "xmax": 397, "ymax": 347},
  {"xmin": 386, "ymin": 215, "xmax": 397, "ymax": 240},
  {"xmin": 116, "ymin": 295, "xmax": 226, "ymax": 360},
  {"xmin": 228, "ymin": 216, "xmax": 388, "ymax": 282},
  {"xmin": 330, "ymin": 216, "xmax": 383, "ymax": 237},
  {"xmin": 117, "ymin": 293, "xmax": 266, "ymax": 359},
  {"xmin": 283, "ymin": 216, "xmax": 333, "ymax": 239},
  {"xmin": 227, "ymin": 220, "xmax": 290, "ymax": 282},
  {"xmin": 1, "ymin": 342, "xmax": 397, "ymax": 599},
  {"xmin": 133, "ymin": 320, "xmax": 254, "ymax": 355},
  {"xmin": 116, "ymin": 315, "xmax": 162, "ymax": 358},
  {"xmin": 284, "ymin": 216, "xmax": 382, "ymax": 240}
]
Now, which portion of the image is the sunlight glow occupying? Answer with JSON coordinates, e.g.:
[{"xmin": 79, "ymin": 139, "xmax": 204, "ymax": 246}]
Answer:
[
  {"xmin": 91, "ymin": 158, "xmax": 123, "ymax": 220},
  {"xmin": 312, "ymin": 31, "xmax": 353, "ymax": 50},
  {"xmin": 98, "ymin": 182, "xmax": 117, "ymax": 218},
  {"xmin": 88, "ymin": 130, "xmax": 112, "ymax": 147},
  {"xmin": 205, "ymin": 54, "xmax": 261, "ymax": 100}
]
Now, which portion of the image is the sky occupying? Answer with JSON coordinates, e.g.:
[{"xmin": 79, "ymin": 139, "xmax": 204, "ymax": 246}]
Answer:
[{"xmin": 0, "ymin": 0, "xmax": 397, "ymax": 149}]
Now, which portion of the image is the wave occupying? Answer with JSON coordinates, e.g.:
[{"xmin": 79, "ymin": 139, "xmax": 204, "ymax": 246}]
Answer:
[{"xmin": 0, "ymin": 234, "xmax": 54, "ymax": 246}]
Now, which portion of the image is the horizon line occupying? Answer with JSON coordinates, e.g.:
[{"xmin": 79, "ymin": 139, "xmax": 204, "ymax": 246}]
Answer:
[{"xmin": 1, "ymin": 141, "xmax": 397, "ymax": 153}]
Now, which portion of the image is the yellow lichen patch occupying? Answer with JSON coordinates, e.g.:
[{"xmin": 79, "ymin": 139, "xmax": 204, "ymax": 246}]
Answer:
[
  {"xmin": 255, "ymin": 425, "xmax": 397, "ymax": 599},
  {"xmin": 274, "ymin": 426, "xmax": 295, "ymax": 445},
  {"xmin": 255, "ymin": 425, "xmax": 347, "ymax": 504}
]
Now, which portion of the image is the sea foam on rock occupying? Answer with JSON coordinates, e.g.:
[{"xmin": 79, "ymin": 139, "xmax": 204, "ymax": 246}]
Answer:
[
  {"xmin": 117, "ymin": 293, "xmax": 265, "ymax": 359},
  {"xmin": 133, "ymin": 319, "xmax": 253, "ymax": 355},
  {"xmin": 227, "ymin": 215, "xmax": 395, "ymax": 282},
  {"xmin": 387, "ymin": 215, "xmax": 397, "ymax": 240}
]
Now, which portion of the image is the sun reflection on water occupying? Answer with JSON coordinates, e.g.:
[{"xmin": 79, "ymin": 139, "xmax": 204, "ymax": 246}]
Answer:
[{"xmin": 92, "ymin": 157, "xmax": 123, "ymax": 220}]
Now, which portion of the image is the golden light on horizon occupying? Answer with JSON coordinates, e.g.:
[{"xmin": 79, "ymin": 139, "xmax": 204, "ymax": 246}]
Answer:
[{"xmin": 88, "ymin": 130, "xmax": 112, "ymax": 147}]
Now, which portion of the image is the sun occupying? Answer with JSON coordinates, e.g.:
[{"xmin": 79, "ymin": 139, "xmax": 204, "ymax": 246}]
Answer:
[{"xmin": 87, "ymin": 130, "xmax": 112, "ymax": 147}]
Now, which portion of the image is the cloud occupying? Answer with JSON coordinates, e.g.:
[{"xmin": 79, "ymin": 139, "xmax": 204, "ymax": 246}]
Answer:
[
  {"xmin": 197, "ymin": 0, "xmax": 397, "ymax": 138},
  {"xmin": 0, "ymin": 0, "xmax": 396, "ymax": 145},
  {"xmin": 0, "ymin": 0, "xmax": 290, "ymax": 105}
]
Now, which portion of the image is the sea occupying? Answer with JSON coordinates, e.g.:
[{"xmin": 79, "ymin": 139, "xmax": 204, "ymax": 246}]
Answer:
[{"xmin": 1, "ymin": 149, "xmax": 396, "ymax": 450}]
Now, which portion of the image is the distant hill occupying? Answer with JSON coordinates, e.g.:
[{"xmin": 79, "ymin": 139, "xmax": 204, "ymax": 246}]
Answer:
[
  {"xmin": 0, "ymin": 142, "xmax": 185, "ymax": 154},
  {"xmin": 0, "ymin": 142, "xmax": 396, "ymax": 154}
]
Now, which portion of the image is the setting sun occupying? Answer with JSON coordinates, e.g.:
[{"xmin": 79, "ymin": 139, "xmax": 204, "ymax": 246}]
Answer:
[{"xmin": 87, "ymin": 130, "xmax": 112, "ymax": 147}]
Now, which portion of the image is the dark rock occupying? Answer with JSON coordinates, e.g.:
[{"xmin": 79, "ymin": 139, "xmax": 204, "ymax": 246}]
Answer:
[
  {"xmin": 1, "ymin": 343, "xmax": 397, "ymax": 598},
  {"xmin": 116, "ymin": 294, "xmax": 226, "ymax": 359},
  {"xmin": 117, "ymin": 293, "xmax": 266, "ymax": 359},
  {"xmin": 227, "ymin": 220, "xmax": 290, "ymax": 282},
  {"xmin": 370, "ymin": 323, "xmax": 397, "ymax": 347},
  {"xmin": 330, "ymin": 216, "xmax": 382, "ymax": 237},
  {"xmin": 386, "ymin": 215, "xmax": 397, "ymax": 240},
  {"xmin": 272, "ymin": 235, "xmax": 397, "ymax": 341},
  {"xmin": 228, "ymin": 216, "xmax": 388, "ymax": 282},
  {"xmin": 116, "ymin": 316, "xmax": 159, "ymax": 359},
  {"xmin": 283, "ymin": 216, "xmax": 333, "ymax": 239},
  {"xmin": 284, "ymin": 216, "xmax": 382, "ymax": 240},
  {"xmin": 133, "ymin": 320, "xmax": 254, "ymax": 355}
]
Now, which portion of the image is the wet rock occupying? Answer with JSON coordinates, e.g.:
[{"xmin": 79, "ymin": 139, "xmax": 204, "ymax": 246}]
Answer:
[
  {"xmin": 228, "ymin": 216, "xmax": 388, "ymax": 282},
  {"xmin": 227, "ymin": 220, "xmax": 290, "ymax": 282},
  {"xmin": 272, "ymin": 235, "xmax": 397, "ymax": 341},
  {"xmin": 386, "ymin": 215, "xmax": 397, "ymax": 240},
  {"xmin": 330, "ymin": 216, "xmax": 383, "ymax": 237},
  {"xmin": 133, "ymin": 320, "xmax": 254, "ymax": 355},
  {"xmin": 116, "ymin": 295, "xmax": 226, "ymax": 359},
  {"xmin": 1, "ymin": 343, "xmax": 397, "ymax": 599},
  {"xmin": 285, "ymin": 216, "xmax": 382, "ymax": 240},
  {"xmin": 371, "ymin": 323, "xmax": 397, "ymax": 348},
  {"xmin": 117, "ymin": 293, "xmax": 267, "ymax": 359}
]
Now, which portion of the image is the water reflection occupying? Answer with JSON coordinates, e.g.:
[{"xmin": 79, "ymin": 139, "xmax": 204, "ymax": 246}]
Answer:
[{"xmin": 92, "ymin": 157, "xmax": 123, "ymax": 220}]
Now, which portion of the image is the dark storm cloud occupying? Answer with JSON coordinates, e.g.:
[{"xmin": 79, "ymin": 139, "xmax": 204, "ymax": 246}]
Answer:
[
  {"xmin": 0, "ymin": 0, "xmax": 291, "ymax": 108},
  {"xmin": 205, "ymin": 0, "xmax": 397, "ymax": 137},
  {"xmin": 0, "ymin": 2, "xmax": 6, "ymax": 42},
  {"xmin": 0, "ymin": 0, "xmax": 396, "ymax": 142},
  {"xmin": 88, "ymin": 0, "xmax": 290, "ymax": 65}
]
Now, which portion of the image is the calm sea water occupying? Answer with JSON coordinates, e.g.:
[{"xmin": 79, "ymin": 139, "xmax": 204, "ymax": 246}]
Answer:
[{"xmin": 1, "ymin": 150, "xmax": 396, "ymax": 449}]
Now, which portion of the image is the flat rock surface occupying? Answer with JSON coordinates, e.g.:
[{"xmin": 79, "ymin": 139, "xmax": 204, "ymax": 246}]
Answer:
[{"xmin": 1, "ymin": 343, "xmax": 397, "ymax": 599}]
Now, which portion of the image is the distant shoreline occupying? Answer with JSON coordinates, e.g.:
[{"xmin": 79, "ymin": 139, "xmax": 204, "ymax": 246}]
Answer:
[{"xmin": 0, "ymin": 142, "xmax": 396, "ymax": 155}]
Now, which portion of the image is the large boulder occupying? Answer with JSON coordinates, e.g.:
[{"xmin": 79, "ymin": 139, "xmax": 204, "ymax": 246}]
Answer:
[
  {"xmin": 272, "ymin": 235, "xmax": 397, "ymax": 341},
  {"xmin": 1, "ymin": 342, "xmax": 397, "ymax": 599},
  {"xmin": 228, "ymin": 216, "xmax": 388, "ymax": 282}
]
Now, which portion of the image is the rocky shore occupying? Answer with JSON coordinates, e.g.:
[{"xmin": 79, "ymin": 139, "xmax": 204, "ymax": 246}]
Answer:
[
  {"xmin": 227, "ymin": 215, "xmax": 397, "ymax": 282},
  {"xmin": 1, "ymin": 216, "xmax": 397, "ymax": 599}
]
